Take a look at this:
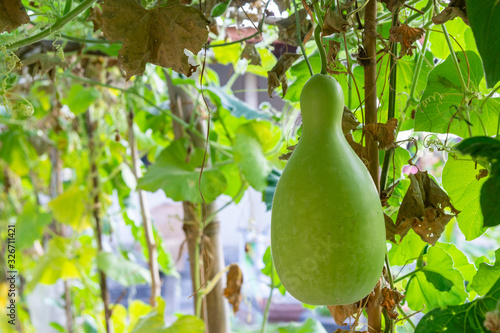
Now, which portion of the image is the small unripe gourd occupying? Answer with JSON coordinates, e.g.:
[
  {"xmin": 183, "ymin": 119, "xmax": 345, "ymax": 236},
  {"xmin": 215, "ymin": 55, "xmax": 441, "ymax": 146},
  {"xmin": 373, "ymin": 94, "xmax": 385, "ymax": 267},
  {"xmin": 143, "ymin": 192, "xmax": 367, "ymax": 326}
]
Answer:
[{"xmin": 271, "ymin": 74, "xmax": 386, "ymax": 305}]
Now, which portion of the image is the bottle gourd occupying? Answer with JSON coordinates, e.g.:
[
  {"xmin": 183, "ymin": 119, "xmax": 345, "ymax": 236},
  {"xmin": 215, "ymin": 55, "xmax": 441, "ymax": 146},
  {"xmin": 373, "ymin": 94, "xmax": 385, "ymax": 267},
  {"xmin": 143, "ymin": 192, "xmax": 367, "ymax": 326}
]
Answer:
[{"xmin": 271, "ymin": 74, "xmax": 386, "ymax": 305}]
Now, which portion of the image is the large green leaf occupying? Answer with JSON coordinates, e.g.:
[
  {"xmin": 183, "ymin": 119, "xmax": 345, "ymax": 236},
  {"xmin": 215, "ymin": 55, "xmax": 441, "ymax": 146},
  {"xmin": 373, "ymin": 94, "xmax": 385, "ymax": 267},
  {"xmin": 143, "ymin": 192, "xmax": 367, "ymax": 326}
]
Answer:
[
  {"xmin": 233, "ymin": 122, "xmax": 276, "ymax": 191},
  {"xmin": 206, "ymin": 85, "xmax": 270, "ymax": 120},
  {"xmin": 414, "ymin": 51, "xmax": 488, "ymax": 138},
  {"xmin": 406, "ymin": 246, "xmax": 467, "ymax": 312},
  {"xmin": 48, "ymin": 186, "xmax": 92, "ymax": 231},
  {"xmin": 16, "ymin": 201, "xmax": 52, "ymax": 250},
  {"xmin": 96, "ymin": 252, "xmax": 151, "ymax": 287},
  {"xmin": 389, "ymin": 229, "xmax": 426, "ymax": 266},
  {"xmin": 138, "ymin": 139, "xmax": 227, "ymax": 203},
  {"xmin": 481, "ymin": 175, "xmax": 500, "ymax": 228},
  {"xmin": 415, "ymin": 277, "xmax": 500, "ymax": 333},
  {"xmin": 62, "ymin": 84, "xmax": 100, "ymax": 115},
  {"xmin": 442, "ymin": 156, "xmax": 487, "ymax": 240},
  {"xmin": 436, "ymin": 243, "xmax": 477, "ymax": 282},
  {"xmin": 471, "ymin": 249, "xmax": 500, "ymax": 296},
  {"xmin": 466, "ymin": 0, "xmax": 500, "ymax": 88}
]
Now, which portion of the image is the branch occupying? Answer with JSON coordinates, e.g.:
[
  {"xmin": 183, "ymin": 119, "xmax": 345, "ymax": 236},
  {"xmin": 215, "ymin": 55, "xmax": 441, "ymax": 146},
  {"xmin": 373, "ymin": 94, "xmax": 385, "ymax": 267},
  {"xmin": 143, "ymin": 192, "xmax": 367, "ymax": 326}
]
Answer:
[{"xmin": 5, "ymin": 0, "xmax": 97, "ymax": 50}]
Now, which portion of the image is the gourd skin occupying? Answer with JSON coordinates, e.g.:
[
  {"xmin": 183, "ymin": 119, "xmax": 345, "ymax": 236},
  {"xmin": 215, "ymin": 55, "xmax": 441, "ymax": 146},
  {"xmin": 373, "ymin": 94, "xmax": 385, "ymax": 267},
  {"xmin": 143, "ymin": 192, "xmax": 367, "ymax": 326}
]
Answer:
[{"xmin": 271, "ymin": 74, "xmax": 386, "ymax": 306}]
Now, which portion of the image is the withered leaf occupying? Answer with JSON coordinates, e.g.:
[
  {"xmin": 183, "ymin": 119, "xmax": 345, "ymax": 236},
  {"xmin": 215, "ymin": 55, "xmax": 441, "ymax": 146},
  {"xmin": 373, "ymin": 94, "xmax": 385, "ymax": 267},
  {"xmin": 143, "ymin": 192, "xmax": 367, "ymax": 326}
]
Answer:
[
  {"xmin": 101, "ymin": 0, "xmax": 209, "ymax": 79},
  {"xmin": 364, "ymin": 118, "xmax": 398, "ymax": 150},
  {"xmin": 0, "ymin": 0, "xmax": 29, "ymax": 33},
  {"xmin": 476, "ymin": 168, "xmax": 489, "ymax": 180},
  {"xmin": 389, "ymin": 23, "xmax": 425, "ymax": 57},
  {"xmin": 274, "ymin": 0, "xmax": 290, "ymax": 13},
  {"xmin": 224, "ymin": 263, "xmax": 243, "ymax": 313},
  {"xmin": 385, "ymin": 213, "xmax": 397, "ymax": 243},
  {"xmin": 342, "ymin": 106, "xmax": 360, "ymax": 135},
  {"xmin": 396, "ymin": 171, "xmax": 460, "ymax": 245},
  {"xmin": 380, "ymin": 287, "xmax": 405, "ymax": 319},
  {"xmin": 22, "ymin": 53, "xmax": 68, "ymax": 79},
  {"xmin": 345, "ymin": 133, "xmax": 368, "ymax": 167},
  {"xmin": 327, "ymin": 40, "xmax": 342, "ymax": 68},
  {"xmin": 327, "ymin": 304, "xmax": 358, "ymax": 326},
  {"xmin": 322, "ymin": 8, "xmax": 349, "ymax": 36},
  {"xmin": 267, "ymin": 53, "xmax": 301, "ymax": 98},
  {"xmin": 241, "ymin": 42, "xmax": 261, "ymax": 66},
  {"xmin": 276, "ymin": 9, "xmax": 311, "ymax": 47},
  {"xmin": 432, "ymin": 0, "xmax": 468, "ymax": 26},
  {"xmin": 381, "ymin": 180, "xmax": 400, "ymax": 207},
  {"xmin": 87, "ymin": 6, "xmax": 103, "ymax": 32},
  {"xmin": 378, "ymin": 0, "xmax": 406, "ymax": 12},
  {"xmin": 279, "ymin": 144, "xmax": 296, "ymax": 161}
]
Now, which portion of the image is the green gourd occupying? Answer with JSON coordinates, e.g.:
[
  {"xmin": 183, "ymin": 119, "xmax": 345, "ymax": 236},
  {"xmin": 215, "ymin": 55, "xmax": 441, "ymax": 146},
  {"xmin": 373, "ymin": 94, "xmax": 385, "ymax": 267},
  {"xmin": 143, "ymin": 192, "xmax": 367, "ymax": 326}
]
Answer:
[{"xmin": 270, "ymin": 73, "xmax": 386, "ymax": 305}]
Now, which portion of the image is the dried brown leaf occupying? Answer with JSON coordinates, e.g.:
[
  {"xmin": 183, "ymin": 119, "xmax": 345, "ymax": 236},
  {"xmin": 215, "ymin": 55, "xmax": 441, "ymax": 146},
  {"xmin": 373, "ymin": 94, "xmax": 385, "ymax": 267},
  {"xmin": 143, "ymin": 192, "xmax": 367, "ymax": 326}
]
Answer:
[
  {"xmin": 432, "ymin": 0, "xmax": 468, "ymax": 26},
  {"xmin": 345, "ymin": 133, "xmax": 368, "ymax": 167},
  {"xmin": 327, "ymin": 304, "xmax": 358, "ymax": 326},
  {"xmin": 267, "ymin": 53, "xmax": 300, "ymax": 98},
  {"xmin": 364, "ymin": 118, "xmax": 398, "ymax": 150},
  {"xmin": 380, "ymin": 180, "xmax": 400, "ymax": 207},
  {"xmin": 342, "ymin": 106, "xmax": 360, "ymax": 135},
  {"xmin": 378, "ymin": 0, "xmax": 406, "ymax": 12},
  {"xmin": 241, "ymin": 42, "xmax": 261, "ymax": 66},
  {"xmin": 322, "ymin": 8, "xmax": 349, "ymax": 36},
  {"xmin": 279, "ymin": 144, "xmax": 296, "ymax": 161},
  {"xmin": 476, "ymin": 169, "xmax": 489, "ymax": 181},
  {"xmin": 327, "ymin": 40, "xmax": 342, "ymax": 68},
  {"xmin": 274, "ymin": 0, "xmax": 290, "ymax": 12},
  {"xmin": 396, "ymin": 171, "xmax": 460, "ymax": 245},
  {"xmin": 87, "ymin": 6, "xmax": 103, "ymax": 32},
  {"xmin": 22, "ymin": 53, "xmax": 68, "ymax": 79},
  {"xmin": 276, "ymin": 9, "xmax": 311, "ymax": 46},
  {"xmin": 380, "ymin": 287, "xmax": 405, "ymax": 319},
  {"xmin": 224, "ymin": 263, "xmax": 243, "ymax": 313},
  {"xmin": 101, "ymin": 0, "xmax": 209, "ymax": 79},
  {"xmin": 0, "ymin": 0, "xmax": 29, "ymax": 33},
  {"xmin": 385, "ymin": 213, "xmax": 397, "ymax": 243},
  {"xmin": 389, "ymin": 23, "xmax": 425, "ymax": 57}
]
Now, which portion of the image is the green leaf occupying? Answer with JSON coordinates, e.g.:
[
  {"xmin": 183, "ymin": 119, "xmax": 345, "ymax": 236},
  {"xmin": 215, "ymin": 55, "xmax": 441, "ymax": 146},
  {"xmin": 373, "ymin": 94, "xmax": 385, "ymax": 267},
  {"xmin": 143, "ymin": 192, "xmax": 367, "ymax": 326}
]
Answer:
[
  {"xmin": 262, "ymin": 246, "xmax": 286, "ymax": 295},
  {"xmin": 414, "ymin": 51, "xmax": 486, "ymax": 138},
  {"xmin": 138, "ymin": 139, "xmax": 227, "ymax": 203},
  {"xmin": 481, "ymin": 175, "xmax": 500, "ymax": 227},
  {"xmin": 164, "ymin": 315, "xmax": 205, "ymax": 333},
  {"xmin": 471, "ymin": 249, "xmax": 500, "ymax": 296},
  {"xmin": 278, "ymin": 318, "xmax": 327, "ymax": 333},
  {"xmin": 406, "ymin": 246, "xmax": 467, "ymax": 313},
  {"xmin": 206, "ymin": 85, "xmax": 270, "ymax": 120},
  {"xmin": 455, "ymin": 136, "xmax": 500, "ymax": 161},
  {"xmin": 62, "ymin": 84, "xmax": 100, "ymax": 115},
  {"xmin": 96, "ymin": 252, "xmax": 151, "ymax": 287},
  {"xmin": 264, "ymin": 167, "xmax": 281, "ymax": 211},
  {"xmin": 129, "ymin": 300, "xmax": 153, "ymax": 330},
  {"xmin": 389, "ymin": 229, "xmax": 426, "ymax": 266},
  {"xmin": 82, "ymin": 316, "xmax": 99, "ymax": 333},
  {"xmin": 436, "ymin": 243, "xmax": 477, "ymax": 282},
  {"xmin": 0, "ymin": 130, "xmax": 32, "ymax": 176},
  {"xmin": 48, "ymin": 186, "xmax": 92, "ymax": 231},
  {"xmin": 442, "ymin": 157, "xmax": 487, "ymax": 240},
  {"xmin": 233, "ymin": 122, "xmax": 275, "ymax": 191},
  {"xmin": 466, "ymin": 0, "xmax": 500, "ymax": 88},
  {"xmin": 211, "ymin": 0, "xmax": 230, "ymax": 17},
  {"xmin": 415, "ymin": 277, "xmax": 500, "ymax": 333},
  {"xmin": 16, "ymin": 201, "xmax": 52, "ymax": 250},
  {"xmin": 49, "ymin": 322, "xmax": 65, "ymax": 332}
]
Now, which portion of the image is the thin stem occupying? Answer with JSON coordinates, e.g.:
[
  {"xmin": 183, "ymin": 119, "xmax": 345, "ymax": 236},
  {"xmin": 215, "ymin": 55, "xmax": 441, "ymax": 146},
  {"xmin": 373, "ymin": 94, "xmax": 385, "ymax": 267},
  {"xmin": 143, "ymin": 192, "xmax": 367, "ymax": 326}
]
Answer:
[
  {"xmin": 314, "ymin": 25, "xmax": 327, "ymax": 75},
  {"xmin": 5, "ymin": 0, "xmax": 97, "ymax": 50},
  {"xmin": 61, "ymin": 34, "xmax": 113, "ymax": 44},
  {"xmin": 261, "ymin": 263, "xmax": 275, "ymax": 333},
  {"xmin": 347, "ymin": 0, "xmax": 370, "ymax": 17},
  {"xmin": 293, "ymin": 0, "xmax": 313, "ymax": 76},
  {"xmin": 63, "ymin": 0, "xmax": 73, "ymax": 15},
  {"xmin": 394, "ymin": 267, "xmax": 424, "ymax": 283},
  {"xmin": 194, "ymin": 232, "xmax": 202, "ymax": 318}
]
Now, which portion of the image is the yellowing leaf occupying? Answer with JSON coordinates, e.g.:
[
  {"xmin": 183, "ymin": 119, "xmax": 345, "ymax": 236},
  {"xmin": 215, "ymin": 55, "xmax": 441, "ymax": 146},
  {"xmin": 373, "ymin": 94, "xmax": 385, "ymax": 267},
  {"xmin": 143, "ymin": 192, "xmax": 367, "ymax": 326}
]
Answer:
[
  {"xmin": 48, "ymin": 186, "xmax": 91, "ymax": 231},
  {"xmin": 101, "ymin": 0, "xmax": 209, "ymax": 78}
]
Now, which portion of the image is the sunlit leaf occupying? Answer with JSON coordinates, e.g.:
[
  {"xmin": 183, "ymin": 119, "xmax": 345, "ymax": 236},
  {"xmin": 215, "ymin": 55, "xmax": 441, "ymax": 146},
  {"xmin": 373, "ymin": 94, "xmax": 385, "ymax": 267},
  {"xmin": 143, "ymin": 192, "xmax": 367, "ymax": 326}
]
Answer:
[
  {"xmin": 62, "ymin": 84, "xmax": 100, "ymax": 115},
  {"xmin": 471, "ymin": 248, "xmax": 500, "ymax": 296},
  {"xmin": 96, "ymin": 252, "xmax": 151, "ymax": 287},
  {"xmin": 48, "ymin": 186, "xmax": 92, "ymax": 231},
  {"xmin": 16, "ymin": 201, "xmax": 51, "ymax": 250}
]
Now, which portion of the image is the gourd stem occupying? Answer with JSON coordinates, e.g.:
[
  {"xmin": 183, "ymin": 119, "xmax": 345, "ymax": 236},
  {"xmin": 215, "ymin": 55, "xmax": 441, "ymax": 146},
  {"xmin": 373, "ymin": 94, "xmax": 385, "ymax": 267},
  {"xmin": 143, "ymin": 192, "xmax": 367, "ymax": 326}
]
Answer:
[
  {"xmin": 380, "ymin": 10, "xmax": 399, "ymax": 192},
  {"xmin": 314, "ymin": 25, "xmax": 327, "ymax": 75},
  {"xmin": 293, "ymin": 0, "xmax": 314, "ymax": 76}
]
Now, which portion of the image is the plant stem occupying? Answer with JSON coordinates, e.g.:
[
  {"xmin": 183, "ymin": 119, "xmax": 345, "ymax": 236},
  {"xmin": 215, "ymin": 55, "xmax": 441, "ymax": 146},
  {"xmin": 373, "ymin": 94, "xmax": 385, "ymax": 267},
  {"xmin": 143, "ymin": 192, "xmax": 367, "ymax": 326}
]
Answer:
[
  {"xmin": 85, "ymin": 110, "xmax": 111, "ymax": 333},
  {"xmin": 394, "ymin": 267, "xmax": 424, "ymax": 283},
  {"xmin": 127, "ymin": 109, "xmax": 161, "ymax": 307},
  {"xmin": 293, "ymin": 0, "xmax": 313, "ymax": 76},
  {"xmin": 380, "ymin": 10, "xmax": 399, "ymax": 192},
  {"xmin": 261, "ymin": 263, "xmax": 275, "ymax": 333},
  {"xmin": 194, "ymin": 231, "xmax": 203, "ymax": 317},
  {"xmin": 314, "ymin": 25, "xmax": 327, "ymax": 75},
  {"xmin": 5, "ymin": 0, "xmax": 97, "ymax": 50},
  {"xmin": 63, "ymin": 0, "xmax": 73, "ymax": 15}
]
